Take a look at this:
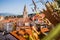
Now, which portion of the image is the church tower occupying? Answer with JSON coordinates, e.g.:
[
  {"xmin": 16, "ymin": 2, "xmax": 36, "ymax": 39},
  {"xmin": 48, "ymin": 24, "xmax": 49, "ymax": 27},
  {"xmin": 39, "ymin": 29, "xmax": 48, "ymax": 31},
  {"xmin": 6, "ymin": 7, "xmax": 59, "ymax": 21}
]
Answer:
[{"xmin": 23, "ymin": 5, "xmax": 28, "ymax": 19}]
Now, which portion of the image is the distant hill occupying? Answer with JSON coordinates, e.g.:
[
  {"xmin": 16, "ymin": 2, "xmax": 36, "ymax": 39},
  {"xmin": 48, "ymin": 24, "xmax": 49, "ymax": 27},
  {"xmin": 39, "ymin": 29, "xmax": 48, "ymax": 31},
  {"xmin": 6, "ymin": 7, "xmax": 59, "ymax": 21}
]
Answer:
[
  {"xmin": 0, "ymin": 13, "xmax": 36, "ymax": 17},
  {"xmin": 0, "ymin": 13, "xmax": 20, "ymax": 16}
]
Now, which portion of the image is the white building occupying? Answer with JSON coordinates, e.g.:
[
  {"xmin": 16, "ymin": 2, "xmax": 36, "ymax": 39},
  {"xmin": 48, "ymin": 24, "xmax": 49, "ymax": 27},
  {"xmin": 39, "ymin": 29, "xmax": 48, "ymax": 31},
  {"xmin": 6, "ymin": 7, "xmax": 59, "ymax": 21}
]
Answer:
[
  {"xmin": 0, "ymin": 16, "xmax": 4, "ymax": 21},
  {"xmin": 3, "ymin": 22, "xmax": 14, "ymax": 32}
]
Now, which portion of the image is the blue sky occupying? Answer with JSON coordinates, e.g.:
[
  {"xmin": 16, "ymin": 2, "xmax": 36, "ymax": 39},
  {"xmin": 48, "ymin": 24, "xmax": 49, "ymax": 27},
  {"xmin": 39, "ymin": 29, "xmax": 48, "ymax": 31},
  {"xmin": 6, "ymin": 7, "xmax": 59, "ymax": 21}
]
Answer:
[{"xmin": 0, "ymin": 0, "xmax": 53, "ymax": 15}]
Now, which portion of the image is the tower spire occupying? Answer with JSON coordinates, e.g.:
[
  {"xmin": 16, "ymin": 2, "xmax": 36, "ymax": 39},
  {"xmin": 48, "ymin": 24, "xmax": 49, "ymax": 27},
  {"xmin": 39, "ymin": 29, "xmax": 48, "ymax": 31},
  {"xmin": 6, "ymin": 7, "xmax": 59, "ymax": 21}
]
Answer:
[{"xmin": 23, "ymin": 5, "xmax": 28, "ymax": 19}]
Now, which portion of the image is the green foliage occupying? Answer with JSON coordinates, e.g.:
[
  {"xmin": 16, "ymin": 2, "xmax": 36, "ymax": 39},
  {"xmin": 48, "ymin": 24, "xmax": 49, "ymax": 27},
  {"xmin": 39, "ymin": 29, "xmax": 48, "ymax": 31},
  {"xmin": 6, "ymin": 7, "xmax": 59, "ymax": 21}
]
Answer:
[
  {"xmin": 56, "ymin": 0, "xmax": 60, "ymax": 7},
  {"xmin": 42, "ymin": 23, "xmax": 60, "ymax": 40}
]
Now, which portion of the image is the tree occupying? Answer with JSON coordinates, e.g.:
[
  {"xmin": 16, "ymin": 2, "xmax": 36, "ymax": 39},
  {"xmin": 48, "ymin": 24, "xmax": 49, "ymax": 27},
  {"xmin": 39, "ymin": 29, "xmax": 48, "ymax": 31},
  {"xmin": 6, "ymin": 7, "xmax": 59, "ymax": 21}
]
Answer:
[
  {"xmin": 42, "ymin": 23, "xmax": 60, "ymax": 40},
  {"xmin": 55, "ymin": 0, "xmax": 60, "ymax": 7}
]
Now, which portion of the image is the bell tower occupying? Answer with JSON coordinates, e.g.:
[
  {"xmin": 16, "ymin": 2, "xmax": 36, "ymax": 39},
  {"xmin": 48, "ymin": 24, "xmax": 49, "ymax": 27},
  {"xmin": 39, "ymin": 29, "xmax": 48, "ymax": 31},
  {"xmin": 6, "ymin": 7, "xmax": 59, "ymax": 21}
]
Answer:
[{"xmin": 23, "ymin": 5, "xmax": 28, "ymax": 19}]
